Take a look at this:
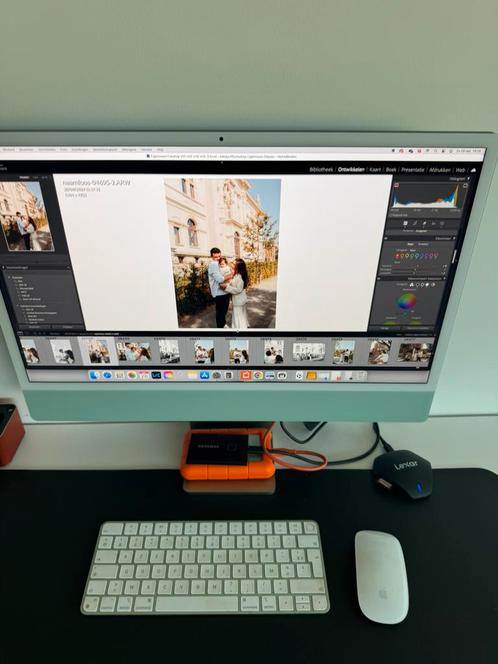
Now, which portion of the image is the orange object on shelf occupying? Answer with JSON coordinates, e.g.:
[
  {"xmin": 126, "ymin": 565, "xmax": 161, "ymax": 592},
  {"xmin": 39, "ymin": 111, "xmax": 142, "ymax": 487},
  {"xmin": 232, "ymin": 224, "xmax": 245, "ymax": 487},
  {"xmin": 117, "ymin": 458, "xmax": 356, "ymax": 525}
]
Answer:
[{"xmin": 180, "ymin": 427, "xmax": 275, "ymax": 481}]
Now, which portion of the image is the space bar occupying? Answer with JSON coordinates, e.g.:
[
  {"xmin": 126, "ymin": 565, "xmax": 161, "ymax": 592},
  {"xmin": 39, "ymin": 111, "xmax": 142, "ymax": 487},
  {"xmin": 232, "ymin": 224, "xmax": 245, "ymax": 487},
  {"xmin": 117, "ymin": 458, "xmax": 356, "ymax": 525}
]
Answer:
[{"xmin": 156, "ymin": 596, "xmax": 239, "ymax": 613}]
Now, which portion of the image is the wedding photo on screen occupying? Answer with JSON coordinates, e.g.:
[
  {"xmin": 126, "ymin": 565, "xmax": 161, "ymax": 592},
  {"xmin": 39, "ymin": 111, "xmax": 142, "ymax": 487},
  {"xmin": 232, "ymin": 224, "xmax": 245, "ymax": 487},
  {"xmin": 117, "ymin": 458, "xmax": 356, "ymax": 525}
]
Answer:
[
  {"xmin": 165, "ymin": 177, "xmax": 281, "ymax": 330},
  {"xmin": 0, "ymin": 181, "xmax": 55, "ymax": 252}
]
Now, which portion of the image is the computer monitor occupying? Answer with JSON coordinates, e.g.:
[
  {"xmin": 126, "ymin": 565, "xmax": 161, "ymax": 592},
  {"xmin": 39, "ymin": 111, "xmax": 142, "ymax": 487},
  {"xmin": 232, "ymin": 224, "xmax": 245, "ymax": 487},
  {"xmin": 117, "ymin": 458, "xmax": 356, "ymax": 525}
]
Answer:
[{"xmin": 0, "ymin": 132, "xmax": 495, "ymax": 422}]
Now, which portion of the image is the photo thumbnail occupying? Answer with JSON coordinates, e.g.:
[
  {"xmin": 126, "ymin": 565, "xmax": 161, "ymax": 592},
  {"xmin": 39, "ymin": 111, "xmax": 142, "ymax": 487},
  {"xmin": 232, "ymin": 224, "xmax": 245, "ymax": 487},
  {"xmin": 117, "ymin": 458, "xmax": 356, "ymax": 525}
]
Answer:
[
  {"xmin": 194, "ymin": 340, "xmax": 215, "ymax": 364},
  {"xmin": 229, "ymin": 340, "xmax": 249, "ymax": 364},
  {"xmin": 292, "ymin": 342, "xmax": 325, "ymax": 362},
  {"xmin": 398, "ymin": 342, "xmax": 433, "ymax": 362},
  {"xmin": 83, "ymin": 339, "xmax": 112, "ymax": 364},
  {"xmin": 20, "ymin": 338, "xmax": 40, "ymax": 364},
  {"xmin": 159, "ymin": 339, "xmax": 180, "ymax": 364},
  {"xmin": 165, "ymin": 177, "xmax": 281, "ymax": 330},
  {"xmin": 368, "ymin": 339, "xmax": 392, "ymax": 365},
  {"xmin": 117, "ymin": 341, "xmax": 152, "ymax": 362},
  {"xmin": 333, "ymin": 340, "xmax": 355, "ymax": 365},
  {"xmin": 264, "ymin": 339, "xmax": 284, "ymax": 364},
  {"xmin": 0, "ymin": 181, "xmax": 55, "ymax": 251},
  {"xmin": 50, "ymin": 339, "xmax": 75, "ymax": 364}
]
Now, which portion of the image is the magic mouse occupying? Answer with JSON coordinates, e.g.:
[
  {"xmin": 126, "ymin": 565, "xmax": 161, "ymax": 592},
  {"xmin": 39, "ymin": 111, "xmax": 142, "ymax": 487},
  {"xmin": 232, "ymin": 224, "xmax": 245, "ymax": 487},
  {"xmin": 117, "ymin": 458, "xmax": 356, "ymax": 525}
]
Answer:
[{"xmin": 355, "ymin": 530, "xmax": 409, "ymax": 624}]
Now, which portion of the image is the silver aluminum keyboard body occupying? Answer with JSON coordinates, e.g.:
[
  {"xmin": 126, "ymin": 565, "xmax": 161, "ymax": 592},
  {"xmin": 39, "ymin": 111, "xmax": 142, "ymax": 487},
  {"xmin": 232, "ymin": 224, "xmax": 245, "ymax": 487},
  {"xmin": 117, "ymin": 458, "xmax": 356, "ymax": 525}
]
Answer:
[{"xmin": 81, "ymin": 520, "xmax": 330, "ymax": 616}]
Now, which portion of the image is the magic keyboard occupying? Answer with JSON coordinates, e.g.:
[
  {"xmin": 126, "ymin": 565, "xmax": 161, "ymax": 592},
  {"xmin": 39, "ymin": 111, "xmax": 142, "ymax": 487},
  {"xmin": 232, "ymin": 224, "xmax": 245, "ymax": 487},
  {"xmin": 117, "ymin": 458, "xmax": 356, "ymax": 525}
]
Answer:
[{"xmin": 81, "ymin": 520, "xmax": 330, "ymax": 615}]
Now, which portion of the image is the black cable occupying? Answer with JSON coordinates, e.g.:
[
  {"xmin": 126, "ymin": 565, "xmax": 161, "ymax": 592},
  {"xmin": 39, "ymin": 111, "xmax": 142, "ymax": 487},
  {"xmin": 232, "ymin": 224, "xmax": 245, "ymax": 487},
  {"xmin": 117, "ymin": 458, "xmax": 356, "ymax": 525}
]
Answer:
[
  {"xmin": 276, "ymin": 422, "xmax": 383, "ymax": 467},
  {"xmin": 279, "ymin": 421, "xmax": 328, "ymax": 444},
  {"xmin": 373, "ymin": 422, "xmax": 394, "ymax": 453}
]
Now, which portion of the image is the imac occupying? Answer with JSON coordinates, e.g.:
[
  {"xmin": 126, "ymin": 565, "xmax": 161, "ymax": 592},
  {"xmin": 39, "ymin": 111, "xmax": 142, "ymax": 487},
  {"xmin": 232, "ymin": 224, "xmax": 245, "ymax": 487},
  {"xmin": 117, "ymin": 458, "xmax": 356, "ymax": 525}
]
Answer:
[{"xmin": 0, "ymin": 132, "xmax": 496, "ymax": 423}]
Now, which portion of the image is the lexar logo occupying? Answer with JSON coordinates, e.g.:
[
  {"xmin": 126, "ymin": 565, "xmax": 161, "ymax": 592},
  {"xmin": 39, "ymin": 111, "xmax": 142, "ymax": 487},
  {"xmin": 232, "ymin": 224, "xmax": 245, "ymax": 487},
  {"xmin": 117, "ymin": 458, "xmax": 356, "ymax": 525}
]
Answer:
[{"xmin": 394, "ymin": 461, "xmax": 418, "ymax": 471}]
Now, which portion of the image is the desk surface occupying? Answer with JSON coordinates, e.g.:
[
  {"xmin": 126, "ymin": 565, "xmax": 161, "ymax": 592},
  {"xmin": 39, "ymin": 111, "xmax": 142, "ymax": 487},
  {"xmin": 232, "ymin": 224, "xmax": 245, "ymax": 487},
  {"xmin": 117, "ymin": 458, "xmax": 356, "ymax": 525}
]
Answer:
[{"xmin": 0, "ymin": 468, "xmax": 497, "ymax": 664}]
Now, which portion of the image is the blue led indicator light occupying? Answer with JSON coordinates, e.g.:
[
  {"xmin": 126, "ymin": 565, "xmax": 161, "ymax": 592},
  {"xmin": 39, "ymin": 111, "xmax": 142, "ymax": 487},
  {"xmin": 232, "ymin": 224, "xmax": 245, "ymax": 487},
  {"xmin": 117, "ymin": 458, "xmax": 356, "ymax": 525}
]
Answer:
[{"xmin": 417, "ymin": 483, "xmax": 422, "ymax": 493}]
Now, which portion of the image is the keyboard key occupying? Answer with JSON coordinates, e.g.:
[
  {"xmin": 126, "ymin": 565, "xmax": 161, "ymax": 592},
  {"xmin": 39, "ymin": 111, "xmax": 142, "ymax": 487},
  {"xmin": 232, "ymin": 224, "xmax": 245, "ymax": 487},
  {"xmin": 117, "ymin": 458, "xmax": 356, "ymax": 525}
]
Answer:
[
  {"xmin": 154, "ymin": 523, "xmax": 169, "ymax": 535},
  {"xmin": 135, "ymin": 565, "xmax": 151, "ymax": 579},
  {"xmin": 244, "ymin": 550, "xmax": 259, "ymax": 563},
  {"xmin": 117, "ymin": 596, "xmax": 133, "ymax": 613},
  {"xmin": 291, "ymin": 549, "xmax": 306, "ymax": 563},
  {"xmin": 114, "ymin": 536, "xmax": 129, "ymax": 550},
  {"xmin": 174, "ymin": 580, "xmax": 189, "ymax": 595},
  {"xmin": 108, "ymin": 580, "xmax": 124, "ymax": 595},
  {"xmin": 91, "ymin": 565, "xmax": 118, "ymax": 580},
  {"xmin": 260, "ymin": 550, "xmax": 274, "ymax": 564},
  {"xmin": 152, "ymin": 565, "xmax": 167, "ymax": 579},
  {"xmin": 262, "ymin": 595, "xmax": 277, "ymax": 611},
  {"xmin": 134, "ymin": 550, "xmax": 149, "ymax": 564},
  {"xmin": 278, "ymin": 595, "xmax": 294, "ymax": 612},
  {"xmin": 182, "ymin": 549, "xmax": 196, "ymax": 565},
  {"xmin": 141, "ymin": 580, "xmax": 157, "ymax": 595},
  {"xmin": 229, "ymin": 550, "xmax": 243, "ymax": 564},
  {"xmin": 274, "ymin": 580, "xmax": 289, "ymax": 594},
  {"xmin": 229, "ymin": 522, "xmax": 243, "ymax": 535},
  {"xmin": 215, "ymin": 565, "xmax": 230, "ymax": 579},
  {"xmin": 129, "ymin": 536, "xmax": 144, "ymax": 549},
  {"xmin": 289, "ymin": 522, "xmax": 303, "ymax": 534},
  {"xmin": 156, "ymin": 596, "xmax": 238, "ymax": 613},
  {"xmin": 134, "ymin": 596, "xmax": 154, "ymax": 612},
  {"xmin": 98, "ymin": 536, "xmax": 113, "ymax": 550},
  {"xmin": 199, "ymin": 523, "xmax": 213, "ymax": 535},
  {"xmin": 312, "ymin": 595, "xmax": 329, "ymax": 612},
  {"xmin": 124, "ymin": 523, "xmax": 138, "ymax": 535},
  {"xmin": 276, "ymin": 549, "xmax": 290, "ymax": 563},
  {"xmin": 241, "ymin": 580, "xmax": 255, "ymax": 594},
  {"xmin": 213, "ymin": 550, "xmax": 227, "ymax": 564},
  {"xmin": 297, "ymin": 564, "xmax": 312, "ymax": 578},
  {"xmin": 83, "ymin": 597, "xmax": 100, "ymax": 613},
  {"xmin": 241, "ymin": 596, "xmax": 260, "ymax": 612},
  {"xmin": 297, "ymin": 535, "xmax": 319, "ymax": 549},
  {"xmin": 169, "ymin": 523, "xmax": 183, "ymax": 535},
  {"xmin": 207, "ymin": 580, "xmax": 222, "ymax": 595},
  {"xmin": 102, "ymin": 522, "xmax": 123, "ymax": 536},
  {"xmin": 100, "ymin": 597, "xmax": 116, "ymax": 613},
  {"xmin": 167, "ymin": 565, "xmax": 182, "ymax": 579},
  {"xmin": 197, "ymin": 550, "xmax": 211, "ymax": 564},
  {"xmin": 200, "ymin": 564, "xmax": 215, "ymax": 579},
  {"xmin": 307, "ymin": 549, "xmax": 324, "ymax": 577},
  {"xmin": 214, "ymin": 522, "xmax": 228, "ymax": 535},
  {"xmin": 157, "ymin": 580, "xmax": 173, "ymax": 595},
  {"xmin": 191, "ymin": 580, "xmax": 207, "ymax": 595},
  {"xmin": 144, "ymin": 536, "xmax": 158, "ymax": 549},
  {"xmin": 124, "ymin": 580, "xmax": 140, "ymax": 595},
  {"xmin": 119, "ymin": 565, "xmax": 134, "ymax": 579},
  {"xmin": 244, "ymin": 522, "xmax": 258, "ymax": 535},
  {"xmin": 165, "ymin": 550, "xmax": 180, "ymax": 564},
  {"xmin": 257, "ymin": 579, "xmax": 272, "ymax": 594},
  {"xmin": 274, "ymin": 522, "xmax": 288, "ymax": 534},
  {"xmin": 160, "ymin": 536, "xmax": 174, "ymax": 549},
  {"xmin": 139, "ymin": 523, "xmax": 153, "ymax": 535},
  {"xmin": 248, "ymin": 564, "xmax": 263, "ymax": 579},
  {"xmin": 86, "ymin": 580, "xmax": 107, "ymax": 595},
  {"xmin": 118, "ymin": 550, "xmax": 133, "ymax": 564},
  {"xmin": 95, "ymin": 550, "xmax": 118, "ymax": 564},
  {"xmin": 259, "ymin": 522, "xmax": 272, "ymax": 534},
  {"xmin": 290, "ymin": 579, "xmax": 326, "ymax": 595},
  {"xmin": 184, "ymin": 523, "xmax": 198, "ymax": 535},
  {"xmin": 184, "ymin": 565, "xmax": 199, "ymax": 579},
  {"xmin": 150, "ymin": 550, "xmax": 165, "ymax": 564},
  {"xmin": 304, "ymin": 522, "xmax": 318, "ymax": 534},
  {"xmin": 223, "ymin": 580, "xmax": 238, "ymax": 595}
]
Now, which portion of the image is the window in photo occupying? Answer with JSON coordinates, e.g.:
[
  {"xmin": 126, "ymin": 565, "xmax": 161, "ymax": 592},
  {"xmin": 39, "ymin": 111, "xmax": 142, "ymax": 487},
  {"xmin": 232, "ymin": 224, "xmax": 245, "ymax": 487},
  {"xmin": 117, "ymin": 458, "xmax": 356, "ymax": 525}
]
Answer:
[
  {"xmin": 194, "ymin": 340, "xmax": 215, "ymax": 364},
  {"xmin": 0, "ymin": 181, "xmax": 55, "ymax": 252},
  {"xmin": 264, "ymin": 340, "xmax": 284, "ymax": 364},
  {"xmin": 398, "ymin": 343, "xmax": 433, "ymax": 362},
  {"xmin": 50, "ymin": 339, "xmax": 75, "ymax": 364},
  {"xmin": 292, "ymin": 342, "xmax": 325, "ymax": 362},
  {"xmin": 333, "ymin": 340, "xmax": 355, "ymax": 365},
  {"xmin": 20, "ymin": 338, "xmax": 40, "ymax": 364},
  {"xmin": 117, "ymin": 341, "xmax": 152, "ymax": 362},
  {"xmin": 159, "ymin": 339, "xmax": 180, "ymax": 364},
  {"xmin": 368, "ymin": 339, "xmax": 392, "ymax": 365},
  {"xmin": 229, "ymin": 340, "xmax": 249, "ymax": 365},
  {"xmin": 84, "ymin": 339, "xmax": 111, "ymax": 364}
]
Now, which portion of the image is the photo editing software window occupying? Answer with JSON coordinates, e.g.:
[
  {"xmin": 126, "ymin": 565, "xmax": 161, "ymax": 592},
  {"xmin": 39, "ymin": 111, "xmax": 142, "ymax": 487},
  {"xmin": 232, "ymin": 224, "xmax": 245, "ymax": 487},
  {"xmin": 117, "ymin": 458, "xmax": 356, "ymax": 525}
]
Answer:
[{"xmin": 0, "ymin": 145, "xmax": 485, "ymax": 384}]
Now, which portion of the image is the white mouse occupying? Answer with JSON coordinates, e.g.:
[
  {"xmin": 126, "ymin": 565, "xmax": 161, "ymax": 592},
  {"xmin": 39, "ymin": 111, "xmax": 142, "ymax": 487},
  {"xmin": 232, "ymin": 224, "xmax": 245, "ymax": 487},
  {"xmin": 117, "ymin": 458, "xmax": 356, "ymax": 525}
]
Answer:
[{"xmin": 355, "ymin": 530, "xmax": 409, "ymax": 624}]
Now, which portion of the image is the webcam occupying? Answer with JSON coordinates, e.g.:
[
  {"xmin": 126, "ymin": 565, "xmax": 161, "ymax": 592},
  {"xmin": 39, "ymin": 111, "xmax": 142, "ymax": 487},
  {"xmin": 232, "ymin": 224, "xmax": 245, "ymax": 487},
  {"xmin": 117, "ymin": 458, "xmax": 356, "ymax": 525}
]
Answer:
[{"xmin": 219, "ymin": 136, "xmax": 224, "ymax": 142}]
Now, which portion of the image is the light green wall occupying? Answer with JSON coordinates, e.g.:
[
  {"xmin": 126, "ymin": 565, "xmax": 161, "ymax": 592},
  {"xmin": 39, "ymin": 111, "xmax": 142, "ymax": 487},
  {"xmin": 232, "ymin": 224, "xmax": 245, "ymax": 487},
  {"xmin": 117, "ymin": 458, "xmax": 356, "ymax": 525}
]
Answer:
[{"xmin": 0, "ymin": 0, "xmax": 497, "ymax": 415}]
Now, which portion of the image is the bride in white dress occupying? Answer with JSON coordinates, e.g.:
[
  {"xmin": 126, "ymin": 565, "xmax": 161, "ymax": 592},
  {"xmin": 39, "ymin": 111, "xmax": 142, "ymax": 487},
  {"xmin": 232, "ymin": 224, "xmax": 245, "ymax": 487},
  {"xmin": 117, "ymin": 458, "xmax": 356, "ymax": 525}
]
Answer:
[{"xmin": 224, "ymin": 258, "xmax": 249, "ymax": 329}]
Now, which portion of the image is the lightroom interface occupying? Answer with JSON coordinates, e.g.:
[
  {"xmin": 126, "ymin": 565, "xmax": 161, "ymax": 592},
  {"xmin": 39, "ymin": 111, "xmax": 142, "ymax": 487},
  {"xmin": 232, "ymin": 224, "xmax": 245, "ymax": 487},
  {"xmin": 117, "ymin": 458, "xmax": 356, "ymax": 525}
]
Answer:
[{"xmin": 0, "ymin": 146, "xmax": 485, "ymax": 383}]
